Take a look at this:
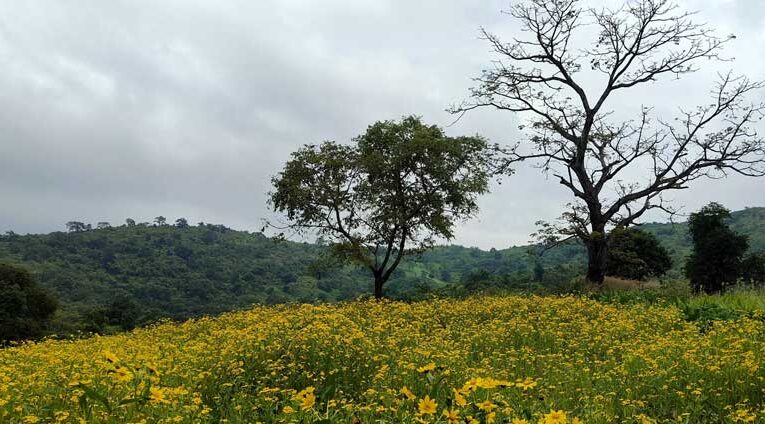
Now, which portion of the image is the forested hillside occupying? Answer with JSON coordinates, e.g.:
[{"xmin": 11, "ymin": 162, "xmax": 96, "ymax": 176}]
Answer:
[{"xmin": 1, "ymin": 207, "xmax": 763, "ymax": 332}]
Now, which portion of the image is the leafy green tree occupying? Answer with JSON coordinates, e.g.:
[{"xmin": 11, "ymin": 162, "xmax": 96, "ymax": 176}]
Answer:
[
  {"xmin": 741, "ymin": 253, "xmax": 765, "ymax": 286},
  {"xmin": 269, "ymin": 116, "xmax": 490, "ymax": 298},
  {"xmin": 685, "ymin": 203, "xmax": 749, "ymax": 293},
  {"xmin": 125, "ymin": 218, "xmax": 136, "ymax": 227},
  {"xmin": 106, "ymin": 294, "xmax": 141, "ymax": 330},
  {"xmin": 607, "ymin": 227, "xmax": 672, "ymax": 280},
  {"xmin": 0, "ymin": 263, "xmax": 58, "ymax": 342},
  {"xmin": 154, "ymin": 216, "xmax": 167, "ymax": 226},
  {"xmin": 175, "ymin": 218, "xmax": 189, "ymax": 228}
]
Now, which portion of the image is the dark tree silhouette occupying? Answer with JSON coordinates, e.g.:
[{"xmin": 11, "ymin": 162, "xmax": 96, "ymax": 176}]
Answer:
[
  {"xmin": 454, "ymin": 0, "xmax": 765, "ymax": 284},
  {"xmin": 685, "ymin": 203, "xmax": 748, "ymax": 293},
  {"xmin": 607, "ymin": 227, "xmax": 671, "ymax": 280},
  {"xmin": 0, "ymin": 263, "xmax": 58, "ymax": 342},
  {"xmin": 65, "ymin": 221, "xmax": 87, "ymax": 233}
]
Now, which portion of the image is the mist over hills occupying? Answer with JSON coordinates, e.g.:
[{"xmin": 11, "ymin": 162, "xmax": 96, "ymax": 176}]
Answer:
[{"xmin": 1, "ymin": 207, "xmax": 763, "ymax": 332}]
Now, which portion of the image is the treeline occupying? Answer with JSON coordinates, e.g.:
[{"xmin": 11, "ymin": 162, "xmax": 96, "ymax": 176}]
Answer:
[{"xmin": 2, "ymin": 206, "xmax": 765, "ymax": 342}]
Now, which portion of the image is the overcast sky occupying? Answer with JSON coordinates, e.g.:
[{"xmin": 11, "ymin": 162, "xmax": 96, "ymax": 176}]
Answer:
[{"xmin": 0, "ymin": 0, "xmax": 763, "ymax": 249}]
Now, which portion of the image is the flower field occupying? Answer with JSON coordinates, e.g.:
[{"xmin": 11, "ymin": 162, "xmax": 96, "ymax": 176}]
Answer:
[{"xmin": 1, "ymin": 295, "xmax": 764, "ymax": 423}]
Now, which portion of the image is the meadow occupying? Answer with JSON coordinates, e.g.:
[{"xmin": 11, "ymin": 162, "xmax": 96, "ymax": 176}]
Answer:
[{"xmin": 1, "ymin": 294, "xmax": 764, "ymax": 423}]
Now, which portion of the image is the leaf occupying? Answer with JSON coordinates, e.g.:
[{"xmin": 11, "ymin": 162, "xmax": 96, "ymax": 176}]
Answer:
[{"xmin": 77, "ymin": 383, "xmax": 112, "ymax": 413}]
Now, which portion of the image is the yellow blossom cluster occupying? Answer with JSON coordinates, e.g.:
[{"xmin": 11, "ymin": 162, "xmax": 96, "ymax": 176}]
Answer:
[{"xmin": 0, "ymin": 295, "xmax": 763, "ymax": 423}]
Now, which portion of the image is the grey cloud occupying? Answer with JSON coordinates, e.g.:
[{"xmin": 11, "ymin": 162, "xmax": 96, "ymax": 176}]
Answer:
[{"xmin": 0, "ymin": 0, "xmax": 763, "ymax": 249}]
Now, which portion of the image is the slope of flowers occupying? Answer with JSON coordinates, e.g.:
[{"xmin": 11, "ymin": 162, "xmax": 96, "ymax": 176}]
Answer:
[{"xmin": 1, "ymin": 295, "xmax": 764, "ymax": 423}]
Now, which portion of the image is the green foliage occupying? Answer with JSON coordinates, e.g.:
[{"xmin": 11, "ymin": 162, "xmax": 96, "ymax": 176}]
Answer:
[
  {"xmin": 0, "ymin": 206, "xmax": 763, "ymax": 338},
  {"xmin": 0, "ymin": 263, "xmax": 58, "ymax": 342},
  {"xmin": 269, "ymin": 116, "xmax": 490, "ymax": 298},
  {"xmin": 0, "ymin": 224, "xmax": 372, "ymax": 335},
  {"xmin": 606, "ymin": 227, "xmax": 672, "ymax": 280},
  {"xmin": 685, "ymin": 203, "xmax": 749, "ymax": 293},
  {"xmin": 741, "ymin": 252, "xmax": 765, "ymax": 286}
]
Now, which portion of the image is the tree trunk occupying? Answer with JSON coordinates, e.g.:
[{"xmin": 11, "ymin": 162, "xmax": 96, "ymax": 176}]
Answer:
[
  {"xmin": 585, "ymin": 231, "xmax": 608, "ymax": 285},
  {"xmin": 373, "ymin": 273, "xmax": 385, "ymax": 300}
]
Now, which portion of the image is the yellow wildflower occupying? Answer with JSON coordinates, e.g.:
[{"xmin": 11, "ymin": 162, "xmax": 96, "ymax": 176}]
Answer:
[
  {"xmin": 418, "ymin": 395, "xmax": 437, "ymax": 415},
  {"xmin": 400, "ymin": 386, "xmax": 417, "ymax": 400}
]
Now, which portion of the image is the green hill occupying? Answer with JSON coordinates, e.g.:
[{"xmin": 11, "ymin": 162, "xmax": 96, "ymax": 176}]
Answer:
[{"xmin": 1, "ymin": 207, "xmax": 763, "ymax": 333}]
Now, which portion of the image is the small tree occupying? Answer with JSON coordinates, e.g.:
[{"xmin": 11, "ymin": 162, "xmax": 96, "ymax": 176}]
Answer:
[
  {"xmin": 175, "ymin": 218, "xmax": 190, "ymax": 228},
  {"xmin": 685, "ymin": 203, "xmax": 748, "ymax": 293},
  {"xmin": 125, "ymin": 218, "xmax": 136, "ymax": 227},
  {"xmin": 455, "ymin": 0, "xmax": 765, "ymax": 284},
  {"xmin": 97, "ymin": 222, "xmax": 112, "ymax": 230},
  {"xmin": 607, "ymin": 227, "xmax": 672, "ymax": 280},
  {"xmin": 154, "ymin": 216, "xmax": 167, "ymax": 226},
  {"xmin": 0, "ymin": 263, "xmax": 58, "ymax": 342},
  {"xmin": 269, "ymin": 116, "xmax": 490, "ymax": 299},
  {"xmin": 741, "ymin": 253, "xmax": 765, "ymax": 287},
  {"xmin": 65, "ymin": 221, "xmax": 87, "ymax": 233}
]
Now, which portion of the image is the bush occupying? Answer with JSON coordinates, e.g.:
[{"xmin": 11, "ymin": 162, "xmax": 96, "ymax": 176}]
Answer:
[
  {"xmin": 607, "ymin": 227, "xmax": 672, "ymax": 280},
  {"xmin": 0, "ymin": 263, "xmax": 58, "ymax": 342}
]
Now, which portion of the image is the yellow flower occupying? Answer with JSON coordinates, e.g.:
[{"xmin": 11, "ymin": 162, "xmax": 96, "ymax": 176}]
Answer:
[
  {"xmin": 516, "ymin": 377, "xmax": 537, "ymax": 391},
  {"xmin": 113, "ymin": 366, "xmax": 134, "ymax": 384},
  {"xmin": 103, "ymin": 350, "xmax": 119, "ymax": 364},
  {"xmin": 477, "ymin": 400, "xmax": 496, "ymax": 412},
  {"xmin": 417, "ymin": 363, "xmax": 436, "ymax": 373},
  {"xmin": 512, "ymin": 419, "xmax": 530, "ymax": 424},
  {"xmin": 543, "ymin": 409, "xmax": 567, "ymax": 424},
  {"xmin": 282, "ymin": 405, "xmax": 295, "ymax": 414},
  {"xmin": 400, "ymin": 386, "xmax": 417, "ymax": 400},
  {"xmin": 149, "ymin": 387, "xmax": 169, "ymax": 404},
  {"xmin": 22, "ymin": 416, "xmax": 40, "ymax": 424},
  {"xmin": 453, "ymin": 388, "xmax": 467, "ymax": 407},
  {"xmin": 732, "ymin": 409, "xmax": 756, "ymax": 423},
  {"xmin": 293, "ymin": 387, "xmax": 316, "ymax": 410},
  {"xmin": 300, "ymin": 392, "xmax": 315, "ymax": 410},
  {"xmin": 462, "ymin": 378, "xmax": 480, "ymax": 392},
  {"xmin": 443, "ymin": 408, "xmax": 460, "ymax": 424},
  {"xmin": 418, "ymin": 395, "xmax": 437, "ymax": 415}
]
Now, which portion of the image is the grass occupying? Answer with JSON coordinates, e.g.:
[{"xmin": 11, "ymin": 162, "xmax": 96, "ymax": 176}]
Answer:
[{"xmin": 1, "ymin": 294, "xmax": 764, "ymax": 423}]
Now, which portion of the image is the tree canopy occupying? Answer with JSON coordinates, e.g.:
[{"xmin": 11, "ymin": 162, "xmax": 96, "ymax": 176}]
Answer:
[
  {"xmin": 685, "ymin": 203, "xmax": 749, "ymax": 293},
  {"xmin": 0, "ymin": 263, "xmax": 58, "ymax": 343},
  {"xmin": 607, "ymin": 227, "xmax": 672, "ymax": 280},
  {"xmin": 269, "ymin": 116, "xmax": 490, "ymax": 298}
]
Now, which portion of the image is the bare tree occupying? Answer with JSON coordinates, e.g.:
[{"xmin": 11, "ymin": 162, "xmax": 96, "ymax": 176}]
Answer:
[{"xmin": 454, "ymin": 0, "xmax": 765, "ymax": 283}]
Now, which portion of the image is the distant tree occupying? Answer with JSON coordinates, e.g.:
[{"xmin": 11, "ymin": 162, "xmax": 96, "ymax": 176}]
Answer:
[
  {"xmin": 105, "ymin": 294, "xmax": 141, "ymax": 330},
  {"xmin": 174, "ymin": 218, "xmax": 189, "ymax": 228},
  {"xmin": 65, "ymin": 221, "xmax": 86, "ymax": 233},
  {"xmin": 607, "ymin": 227, "xmax": 672, "ymax": 280},
  {"xmin": 532, "ymin": 260, "xmax": 545, "ymax": 282},
  {"xmin": 269, "ymin": 116, "xmax": 490, "ymax": 299},
  {"xmin": 455, "ymin": 0, "xmax": 765, "ymax": 285},
  {"xmin": 125, "ymin": 218, "xmax": 136, "ymax": 227},
  {"xmin": 741, "ymin": 253, "xmax": 765, "ymax": 286},
  {"xmin": 97, "ymin": 222, "xmax": 111, "ymax": 230},
  {"xmin": 154, "ymin": 216, "xmax": 167, "ymax": 226},
  {"xmin": 0, "ymin": 263, "xmax": 58, "ymax": 342},
  {"xmin": 685, "ymin": 203, "xmax": 749, "ymax": 293}
]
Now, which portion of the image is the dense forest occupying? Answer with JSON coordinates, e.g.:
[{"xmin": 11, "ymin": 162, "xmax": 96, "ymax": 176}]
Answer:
[{"xmin": 1, "ymin": 207, "xmax": 764, "ymax": 333}]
